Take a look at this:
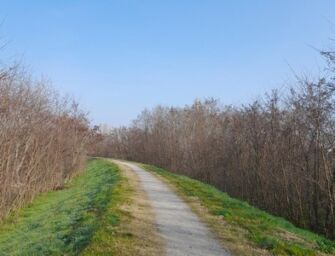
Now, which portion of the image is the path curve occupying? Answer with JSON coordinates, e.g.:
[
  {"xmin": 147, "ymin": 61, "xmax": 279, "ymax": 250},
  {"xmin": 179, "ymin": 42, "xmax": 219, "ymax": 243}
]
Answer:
[{"xmin": 121, "ymin": 162, "xmax": 230, "ymax": 256}]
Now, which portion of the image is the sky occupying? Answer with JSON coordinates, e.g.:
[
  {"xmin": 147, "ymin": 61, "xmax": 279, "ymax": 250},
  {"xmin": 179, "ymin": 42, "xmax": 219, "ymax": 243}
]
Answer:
[{"xmin": 0, "ymin": 1, "xmax": 334, "ymax": 126}]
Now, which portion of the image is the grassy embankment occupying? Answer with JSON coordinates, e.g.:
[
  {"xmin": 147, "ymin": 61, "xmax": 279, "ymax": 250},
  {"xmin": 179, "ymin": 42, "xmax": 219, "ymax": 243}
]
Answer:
[
  {"xmin": 142, "ymin": 164, "xmax": 335, "ymax": 256},
  {"xmin": 82, "ymin": 160, "xmax": 164, "ymax": 255},
  {"xmin": 0, "ymin": 159, "xmax": 123, "ymax": 255}
]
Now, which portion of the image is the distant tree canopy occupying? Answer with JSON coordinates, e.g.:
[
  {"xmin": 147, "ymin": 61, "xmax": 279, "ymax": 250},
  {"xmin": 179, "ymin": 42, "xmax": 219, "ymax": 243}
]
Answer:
[{"xmin": 96, "ymin": 50, "xmax": 335, "ymax": 238}]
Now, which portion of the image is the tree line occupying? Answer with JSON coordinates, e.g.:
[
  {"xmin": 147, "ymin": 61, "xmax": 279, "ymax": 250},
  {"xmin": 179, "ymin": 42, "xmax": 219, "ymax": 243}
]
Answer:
[
  {"xmin": 0, "ymin": 65, "xmax": 93, "ymax": 217},
  {"xmin": 96, "ymin": 50, "xmax": 335, "ymax": 238}
]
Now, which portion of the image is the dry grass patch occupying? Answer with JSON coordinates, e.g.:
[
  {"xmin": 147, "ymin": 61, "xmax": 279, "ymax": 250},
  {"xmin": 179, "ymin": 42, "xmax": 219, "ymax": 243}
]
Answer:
[
  {"xmin": 148, "ymin": 170, "xmax": 268, "ymax": 255},
  {"xmin": 182, "ymin": 196, "xmax": 269, "ymax": 255},
  {"xmin": 82, "ymin": 160, "xmax": 164, "ymax": 256},
  {"xmin": 141, "ymin": 163, "xmax": 335, "ymax": 256}
]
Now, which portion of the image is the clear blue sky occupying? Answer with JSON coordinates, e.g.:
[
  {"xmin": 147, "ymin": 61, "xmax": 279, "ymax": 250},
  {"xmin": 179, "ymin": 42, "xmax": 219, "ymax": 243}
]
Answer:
[{"xmin": 0, "ymin": 1, "xmax": 334, "ymax": 126}]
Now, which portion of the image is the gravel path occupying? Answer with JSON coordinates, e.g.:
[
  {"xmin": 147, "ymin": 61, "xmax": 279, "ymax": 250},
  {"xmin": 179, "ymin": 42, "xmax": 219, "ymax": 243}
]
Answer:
[{"xmin": 122, "ymin": 162, "xmax": 230, "ymax": 256}]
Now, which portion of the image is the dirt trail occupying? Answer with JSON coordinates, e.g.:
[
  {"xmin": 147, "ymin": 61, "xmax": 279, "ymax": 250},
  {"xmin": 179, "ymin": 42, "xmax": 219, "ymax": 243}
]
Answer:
[{"xmin": 121, "ymin": 162, "xmax": 230, "ymax": 256}]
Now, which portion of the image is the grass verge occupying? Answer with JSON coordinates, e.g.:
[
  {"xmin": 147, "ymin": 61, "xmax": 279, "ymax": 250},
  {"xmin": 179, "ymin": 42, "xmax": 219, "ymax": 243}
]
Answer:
[
  {"xmin": 82, "ymin": 160, "xmax": 164, "ymax": 255},
  {"xmin": 141, "ymin": 164, "xmax": 335, "ymax": 256},
  {"xmin": 0, "ymin": 159, "xmax": 120, "ymax": 256}
]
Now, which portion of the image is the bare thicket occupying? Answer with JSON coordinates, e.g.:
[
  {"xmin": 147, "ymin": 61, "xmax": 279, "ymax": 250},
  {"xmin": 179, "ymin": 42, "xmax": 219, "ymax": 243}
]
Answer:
[
  {"xmin": 0, "ymin": 66, "xmax": 92, "ymax": 217},
  {"xmin": 96, "ymin": 52, "xmax": 335, "ymax": 238}
]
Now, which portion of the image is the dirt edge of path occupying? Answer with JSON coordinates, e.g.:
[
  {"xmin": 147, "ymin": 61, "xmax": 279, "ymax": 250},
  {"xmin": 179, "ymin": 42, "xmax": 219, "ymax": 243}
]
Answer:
[
  {"xmin": 112, "ymin": 160, "xmax": 165, "ymax": 256},
  {"xmin": 139, "ymin": 164, "xmax": 270, "ymax": 256}
]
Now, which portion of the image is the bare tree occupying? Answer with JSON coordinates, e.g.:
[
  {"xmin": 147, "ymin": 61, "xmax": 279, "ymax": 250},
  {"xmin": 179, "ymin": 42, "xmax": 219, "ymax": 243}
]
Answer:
[{"xmin": 95, "ymin": 50, "xmax": 335, "ymax": 238}]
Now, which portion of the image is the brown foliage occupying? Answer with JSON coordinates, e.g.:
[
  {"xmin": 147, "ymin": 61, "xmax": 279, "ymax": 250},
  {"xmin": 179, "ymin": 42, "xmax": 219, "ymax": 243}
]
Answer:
[
  {"xmin": 0, "ymin": 66, "xmax": 92, "ymax": 217},
  {"xmin": 96, "ymin": 52, "xmax": 335, "ymax": 238}
]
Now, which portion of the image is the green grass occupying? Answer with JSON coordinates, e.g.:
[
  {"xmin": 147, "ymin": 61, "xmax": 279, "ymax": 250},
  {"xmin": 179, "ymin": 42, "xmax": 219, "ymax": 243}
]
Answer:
[
  {"xmin": 0, "ymin": 159, "xmax": 120, "ymax": 256},
  {"xmin": 142, "ymin": 164, "xmax": 335, "ymax": 256},
  {"xmin": 81, "ymin": 161, "xmax": 135, "ymax": 255}
]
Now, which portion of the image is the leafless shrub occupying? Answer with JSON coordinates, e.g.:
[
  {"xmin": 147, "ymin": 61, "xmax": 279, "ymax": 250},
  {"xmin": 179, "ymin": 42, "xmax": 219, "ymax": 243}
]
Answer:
[
  {"xmin": 97, "ymin": 52, "xmax": 335, "ymax": 238},
  {"xmin": 0, "ymin": 66, "xmax": 92, "ymax": 217}
]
